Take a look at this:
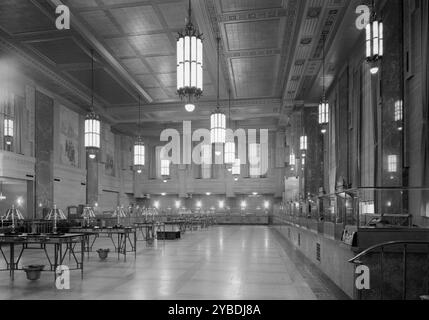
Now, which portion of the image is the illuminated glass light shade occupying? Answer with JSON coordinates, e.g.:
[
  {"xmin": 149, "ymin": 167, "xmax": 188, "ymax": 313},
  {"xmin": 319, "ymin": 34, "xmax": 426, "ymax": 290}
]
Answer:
[
  {"xmin": 218, "ymin": 200, "xmax": 224, "ymax": 209},
  {"xmin": 232, "ymin": 158, "xmax": 240, "ymax": 181},
  {"xmin": 134, "ymin": 139, "xmax": 145, "ymax": 173},
  {"xmin": 224, "ymin": 140, "xmax": 235, "ymax": 166},
  {"xmin": 175, "ymin": 201, "xmax": 181, "ymax": 209},
  {"xmin": 264, "ymin": 201, "xmax": 270, "ymax": 209},
  {"xmin": 366, "ymin": 11, "xmax": 383, "ymax": 74},
  {"xmin": 161, "ymin": 159, "xmax": 170, "ymax": 177},
  {"xmin": 289, "ymin": 152, "xmax": 296, "ymax": 166},
  {"xmin": 3, "ymin": 118, "xmax": 13, "ymax": 146},
  {"xmin": 387, "ymin": 155, "xmax": 398, "ymax": 173},
  {"xmin": 319, "ymin": 100, "xmax": 329, "ymax": 133},
  {"xmin": 300, "ymin": 136, "xmax": 308, "ymax": 151},
  {"xmin": 394, "ymin": 100, "xmax": 403, "ymax": 130},
  {"xmin": 45, "ymin": 204, "xmax": 67, "ymax": 234},
  {"xmin": 177, "ymin": 1, "xmax": 203, "ymax": 101},
  {"xmin": 85, "ymin": 112, "xmax": 100, "ymax": 159},
  {"xmin": 210, "ymin": 109, "xmax": 226, "ymax": 144},
  {"xmin": 185, "ymin": 103, "xmax": 195, "ymax": 112}
]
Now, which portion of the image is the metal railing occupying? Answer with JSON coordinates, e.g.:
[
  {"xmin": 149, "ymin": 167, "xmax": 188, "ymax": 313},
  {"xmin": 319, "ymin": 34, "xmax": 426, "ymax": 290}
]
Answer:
[
  {"xmin": 276, "ymin": 187, "xmax": 429, "ymax": 230},
  {"xmin": 349, "ymin": 240, "xmax": 429, "ymax": 300}
]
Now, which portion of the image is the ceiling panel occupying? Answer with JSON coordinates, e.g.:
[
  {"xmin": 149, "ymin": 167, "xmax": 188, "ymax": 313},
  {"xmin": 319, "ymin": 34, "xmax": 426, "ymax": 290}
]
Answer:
[
  {"xmin": 100, "ymin": 0, "xmax": 140, "ymax": 5},
  {"xmin": 67, "ymin": 68, "xmax": 137, "ymax": 105},
  {"xmin": 128, "ymin": 33, "xmax": 173, "ymax": 56},
  {"xmin": 136, "ymin": 74, "xmax": 160, "ymax": 88},
  {"xmin": 231, "ymin": 56, "xmax": 278, "ymax": 98},
  {"xmin": 145, "ymin": 55, "xmax": 176, "ymax": 73},
  {"xmin": 105, "ymin": 38, "xmax": 136, "ymax": 57},
  {"xmin": 163, "ymin": 87, "xmax": 180, "ymax": 100},
  {"xmin": 80, "ymin": 11, "xmax": 121, "ymax": 37},
  {"xmin": 158, "ymin": 2, "xmax": 188, "ymax": 29},
  {"xmin": 0, "ymin": 0, "xmax": 55, "ymax": 34},
  {"xmin": 220, "ymin": 0, "xmax": 283, "ymax": 13},
  {"xmin": 156, "ymin": 73, "xmax": 176, "ymax": 87},
  {"xmin": 110, "ymin": 6, "xmax": 163, "ymax": 34},
  {"xmin": 146, "ymin": 87, "xmax": 169, "ymax": 101},
  {"xmin": 66, "ymin": 0, "xmax": 98, "ymax": 8},
  {"xmin": 27, "ymin": 38, "xmax": 90, "ymax": 65},
  {"xmin": 121, "ymin": 58, "xmax": 150, "ymax": 74},
  {"xmin": 225, "ymin": 20, "xmax": 280, "ymax": 51}
]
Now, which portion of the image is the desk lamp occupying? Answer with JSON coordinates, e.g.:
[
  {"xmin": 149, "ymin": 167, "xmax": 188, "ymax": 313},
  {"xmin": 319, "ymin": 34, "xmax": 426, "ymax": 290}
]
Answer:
[
  {"xmin": 112, "ymin": 206, "xmax": 127, "ymax": 227},
  {"xmin": 81, "ymin": 206, "xmax": 96, "ymax": 227},
  {"xmin": 45, "ymin": 204, "xmax": 67, "ymax": 234},
  {"xmin": 5, "ymin": 205, "xmax": 24, "ymax": 234}
]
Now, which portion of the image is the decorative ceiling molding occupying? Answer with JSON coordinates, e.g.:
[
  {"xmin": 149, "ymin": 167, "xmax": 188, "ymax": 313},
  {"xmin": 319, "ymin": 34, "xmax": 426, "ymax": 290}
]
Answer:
[
  {"xmin": 48, "ymin": 0, "xmax": 152, "ymax": 103},
  {"xmin": 0, "ymin": 33, "xmax": 116, "ymax": 123}
]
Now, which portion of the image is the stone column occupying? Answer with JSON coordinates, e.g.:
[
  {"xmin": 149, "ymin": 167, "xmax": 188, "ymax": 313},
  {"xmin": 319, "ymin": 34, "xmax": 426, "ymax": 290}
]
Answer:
[
  {"xmin": 34, "ymin": 90, "xmax": 54, "ymax": 218},
  {"xmin": 86, "ymin": 155, "xmax": 99, "ymax": 207}
]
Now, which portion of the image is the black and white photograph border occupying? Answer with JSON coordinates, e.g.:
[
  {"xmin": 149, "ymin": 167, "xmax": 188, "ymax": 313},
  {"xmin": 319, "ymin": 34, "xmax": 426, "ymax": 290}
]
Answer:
[{"xmin": 0, "ymin": 0, "xmax": 428, "ymax": 305}]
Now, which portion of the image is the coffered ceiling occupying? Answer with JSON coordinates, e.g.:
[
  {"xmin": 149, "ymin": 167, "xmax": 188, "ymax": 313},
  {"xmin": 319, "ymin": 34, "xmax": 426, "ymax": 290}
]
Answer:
[{"xmin": 0, "ymin": 0, "xmax": 362, "ymax": 136}]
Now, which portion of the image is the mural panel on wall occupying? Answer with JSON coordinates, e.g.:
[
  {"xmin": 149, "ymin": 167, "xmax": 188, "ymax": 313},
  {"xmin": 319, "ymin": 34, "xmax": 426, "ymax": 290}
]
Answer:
[
  {"xmin": 105, "ymin": 129, "xmax": 115, "ymax": 177},
  {"xmin": 59, "ymin": 106, "xmax": 79, "ymax": 167}
]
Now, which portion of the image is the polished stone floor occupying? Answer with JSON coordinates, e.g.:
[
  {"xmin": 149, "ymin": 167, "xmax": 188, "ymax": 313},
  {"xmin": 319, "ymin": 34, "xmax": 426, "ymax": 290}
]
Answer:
[{"xmin": 0, "ymin": 226, "xmax": 347, "ymax": 300}]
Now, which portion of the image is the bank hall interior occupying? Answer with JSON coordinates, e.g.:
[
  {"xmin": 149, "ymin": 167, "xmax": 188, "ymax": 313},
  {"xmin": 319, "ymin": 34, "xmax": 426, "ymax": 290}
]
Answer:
[{"xmin": 0, "ymin": 0, "xmax": 428, "ymax": 300}]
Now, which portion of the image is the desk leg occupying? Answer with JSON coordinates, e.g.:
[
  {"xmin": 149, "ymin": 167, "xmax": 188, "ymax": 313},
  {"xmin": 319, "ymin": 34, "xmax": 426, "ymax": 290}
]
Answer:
[
  {"xmin": 134, "ymin": 232, "xmax": 137, "ymax": 258},
  {"xmin": 124, "ymin": 234, "xmax": 127, "ymax": 262},
  {"xmin": 10, "ymin": 244, "xmax": 14, "ymax": 281},
  {"xmin": 81, "ymin": 239, "xmax": 84, "ymax": 279},
  {"xmin": 117, "ymin": 234, "xmax": 120, "ymax": 261},
  {"xmin": 54, "ymin": 244, "xmax": 58, "ymax": 281}
]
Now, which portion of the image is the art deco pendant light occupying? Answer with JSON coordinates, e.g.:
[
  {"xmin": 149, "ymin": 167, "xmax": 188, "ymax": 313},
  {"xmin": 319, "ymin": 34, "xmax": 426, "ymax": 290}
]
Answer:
[
  {"xmin": 319, "ymin": 35, "xmax": 329, "ymax": 134},
  {"xmin": 300, "ymin": 110, "xmax": 308, "ymax": 156},
  {"xmin": 134, "ymin": 95, "xmax": 145, "ymax": 174},
  {"xmin": 210, "ymin": 37, "xmax": 226, "ymax": 145},
  {"xmin": 177, "ymin": 0, "xmax": 203, "ymax": 108},
  {"xmin": 366, "ymin": 0, "xmax": 383, "ymax": 74},
  {"xmin": 2, "ymin": 90, "xmax": 13, "ymax": 148},
  {"xmin": 84, "ymin": 49, "xmax": 101, "ymax": 160}
]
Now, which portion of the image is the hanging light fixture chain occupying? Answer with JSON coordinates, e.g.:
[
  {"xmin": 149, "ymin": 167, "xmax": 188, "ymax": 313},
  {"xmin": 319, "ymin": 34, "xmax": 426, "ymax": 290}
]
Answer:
[
  {"xmin": 217, "ymin": 36, "xmax": 220, "ymax": 108},
  {"xmin": 188, "ymin": 0, "xmax": 192, "ymax": 24},
  {"xmin": 91, "ymin": 49, "xmax": 94, "ymax": 113},
  {"xmin": 228, "ymin": 88, "xmax": 231, "ymax": 128},
  {"xmin": 138, "ymin": 95, "xmax": 142, "ymax": 138},
  {"xmin": 322, "ymin": 34, "xmax": 325, "ymax": 100}
]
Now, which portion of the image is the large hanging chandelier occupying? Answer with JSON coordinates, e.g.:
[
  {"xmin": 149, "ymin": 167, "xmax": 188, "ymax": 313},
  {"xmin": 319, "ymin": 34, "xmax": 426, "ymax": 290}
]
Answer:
[
  {"xmin": 300, "ymin": 110, "xmax": 308, "ymax": 155},
  {"xmin": 3, "ymin": 116, "xmax": 13, "ymax": 146},
  {"xmin": 134, "ymin": 96, "xmax": 145, "ymax": 174},
  {"xmin": 2, "ymin": 91, "xmax": 14, "ymax": 148},
  {"xmin": 319, "ymin": 35, "xmax": 329, "ymax": 134},
  {"xmin": 85, "ymin": 49, "xmax": 101, "ymax": 160},
  {"xmin": 177, "ymin": 0, "xmax": 203, "ymax": 103},
  {"xmin": 211, "ymin": 37, "xmax": 226, "ymax": 144},
  {"xmin": 366, "ymin": 0, "xmax": 383, "ymax": 75},
  {"xmin": 289, "ymin": 151, "xmax": 296, "ymax": 167},
  {"xmin": 300, "ymin": 136, "xmax": 308, "ymax": 152},
  {"xmin": 224, "ymin": 90, "xmax": 235, "ymax": 167}
]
